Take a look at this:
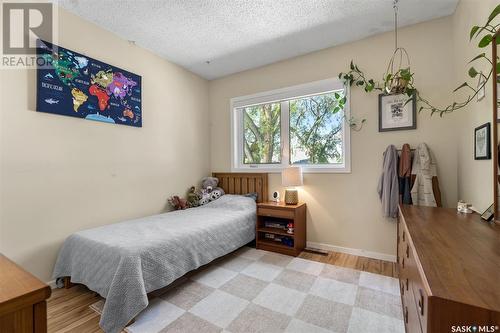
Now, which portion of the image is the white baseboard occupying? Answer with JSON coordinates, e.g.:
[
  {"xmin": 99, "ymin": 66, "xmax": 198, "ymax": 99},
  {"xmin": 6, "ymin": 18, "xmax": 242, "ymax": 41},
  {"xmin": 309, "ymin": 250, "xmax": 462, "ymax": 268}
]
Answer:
[
  {"xmin": 306, "ymin": 241, "xmax": 397, "ymax": 263},
  {"xmin": 47, "ymin": 279, "xmax": 57, "ymax": 289}
]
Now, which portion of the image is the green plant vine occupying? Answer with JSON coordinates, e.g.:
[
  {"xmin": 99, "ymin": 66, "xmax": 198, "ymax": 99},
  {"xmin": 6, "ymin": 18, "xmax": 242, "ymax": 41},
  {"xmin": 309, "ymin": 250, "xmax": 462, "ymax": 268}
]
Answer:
[
  {"xmin": 339, "ymin": 4, "xmax": 500, "ymax": 118},
  {"xmin": 330, "ymin": 91, "xmax": 366, "ymax": 131}
]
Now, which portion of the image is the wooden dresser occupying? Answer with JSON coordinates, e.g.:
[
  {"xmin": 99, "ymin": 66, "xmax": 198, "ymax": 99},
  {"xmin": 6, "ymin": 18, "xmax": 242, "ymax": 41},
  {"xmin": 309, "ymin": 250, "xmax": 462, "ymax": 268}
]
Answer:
[
  {"xmin": 398, "ymin": 205, "xmax": 500, "ymax": 333},
  {"xmin": 0, "ymin": 255, "xmax": 51, "ymax": 333}
]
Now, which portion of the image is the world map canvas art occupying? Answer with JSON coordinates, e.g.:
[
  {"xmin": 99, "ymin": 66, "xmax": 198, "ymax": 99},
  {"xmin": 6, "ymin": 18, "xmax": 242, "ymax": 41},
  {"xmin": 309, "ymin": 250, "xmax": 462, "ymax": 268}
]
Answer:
[{"xmin": 36, "ymin": 40, "xmax": 142, "ymax": 127}]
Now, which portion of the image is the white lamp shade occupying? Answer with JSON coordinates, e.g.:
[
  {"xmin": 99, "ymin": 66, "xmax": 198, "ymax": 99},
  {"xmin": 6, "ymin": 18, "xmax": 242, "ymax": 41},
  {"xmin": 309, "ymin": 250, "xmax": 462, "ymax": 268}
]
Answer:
[{"xmin": 282, "ymin": 166, "xmax": 303, "ymax": 187}]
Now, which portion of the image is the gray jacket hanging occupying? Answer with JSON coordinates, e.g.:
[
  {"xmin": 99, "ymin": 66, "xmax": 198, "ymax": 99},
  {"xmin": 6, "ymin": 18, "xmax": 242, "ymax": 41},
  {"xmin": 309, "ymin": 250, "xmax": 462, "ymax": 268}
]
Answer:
[{"xmin": 378, "ymin": 145, "xmax": 399, "ymax": 218}]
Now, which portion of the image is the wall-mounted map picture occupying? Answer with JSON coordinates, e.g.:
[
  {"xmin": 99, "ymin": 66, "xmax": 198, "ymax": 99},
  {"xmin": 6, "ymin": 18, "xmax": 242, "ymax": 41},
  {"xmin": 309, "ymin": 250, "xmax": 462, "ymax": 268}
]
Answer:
[{"xmin": 36, "ymin": 40, "xmax": 142, "ymax": 127}]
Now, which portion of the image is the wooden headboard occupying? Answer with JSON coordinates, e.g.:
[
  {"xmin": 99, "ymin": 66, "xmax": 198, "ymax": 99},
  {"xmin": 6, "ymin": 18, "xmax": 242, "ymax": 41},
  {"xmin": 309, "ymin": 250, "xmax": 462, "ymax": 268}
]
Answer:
[{"xmin": 212, "ymin": 173, "xmax": 268, "ymax": 203}]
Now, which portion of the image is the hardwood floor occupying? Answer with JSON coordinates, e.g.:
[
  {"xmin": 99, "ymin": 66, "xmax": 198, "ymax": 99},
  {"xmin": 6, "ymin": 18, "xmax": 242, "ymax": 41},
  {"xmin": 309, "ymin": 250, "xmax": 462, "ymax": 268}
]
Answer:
[
  {"xmin": 298, "ymin": 250, "xmax": 397, "ymax": 278},
  {"xmin": 47, "ymin": 250, "xmax": 397, "ymax": 333}
]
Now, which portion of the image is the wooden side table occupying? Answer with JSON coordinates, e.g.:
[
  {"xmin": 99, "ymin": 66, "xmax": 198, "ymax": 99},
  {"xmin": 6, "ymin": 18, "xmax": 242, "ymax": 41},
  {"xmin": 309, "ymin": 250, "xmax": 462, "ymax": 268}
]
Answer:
[
  {"xmin": 0, "ymin": 255, "xmax": 51, "ymax": 333},
  {"xmin": 256, "ymin": 202, "xmax": 306, "ymax": 256}
]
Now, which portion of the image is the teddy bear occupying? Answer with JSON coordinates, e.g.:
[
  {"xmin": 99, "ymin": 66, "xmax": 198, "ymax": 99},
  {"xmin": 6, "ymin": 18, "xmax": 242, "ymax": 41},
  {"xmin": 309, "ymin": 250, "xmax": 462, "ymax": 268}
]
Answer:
[
  {"xmin": 168, "ymin": 195, "xmax": 188, "ymax": 210},
  {"xmin": 197, "ymin": 177, "xmax": 225, "ymax": 206}
]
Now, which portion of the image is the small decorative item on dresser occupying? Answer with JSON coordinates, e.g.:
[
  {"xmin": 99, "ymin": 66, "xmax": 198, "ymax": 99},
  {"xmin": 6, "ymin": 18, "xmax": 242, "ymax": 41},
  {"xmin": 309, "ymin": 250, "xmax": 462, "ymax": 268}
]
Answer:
[
  {"xmin": 256, "ymin": 201, "xmax": 306, "ymax": 256},
  {"xmin": 282, "ymin": 166, "xmax": 303, "ymax": 205},
  {"xmin": 457, "ymin": 200, "xmax": 472, "ymax": 213},
  {"xmin": 271, "ymin": 191, "xmax": 280, "ymax": 202}
]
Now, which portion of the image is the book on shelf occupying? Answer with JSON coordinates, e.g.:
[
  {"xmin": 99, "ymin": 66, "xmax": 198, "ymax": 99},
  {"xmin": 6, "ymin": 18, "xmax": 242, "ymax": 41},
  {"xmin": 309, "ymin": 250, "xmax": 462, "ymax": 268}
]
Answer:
[
  {"xmin": 264, "ymin": 222, "xmax": 287, "ymax": 229},
  {"xmin": 263, "ymin": 233, "xmax": 294, "ymax": 247}
]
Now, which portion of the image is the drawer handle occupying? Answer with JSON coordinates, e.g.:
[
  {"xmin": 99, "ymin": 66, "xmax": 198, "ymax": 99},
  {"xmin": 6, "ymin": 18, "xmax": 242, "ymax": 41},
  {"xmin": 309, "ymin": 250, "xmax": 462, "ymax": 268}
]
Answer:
[
  {"xmin": 406, "ymin": 278, "xmax": 409, "ymax": 291},
  {"xmin": 400, "ymin": 283, "xmax": 404, "ymax": 295},
  {"xmin": 404, "ymin": 306, "xmax": 408, "ymax": 323},
  {"xmin": 406, "ymin": 244, "xmax": 409, "ymax": 258},
  {"xmin": 402, "ymin": 258, "xmax": 405, "ymax": 268},
  {"xmin": 418, "ymin": 289, "xmax": 424, "ymax": 315},
  {"xmin": 402, "ymin": 231, "xmax": 405, "ymax": 242}
]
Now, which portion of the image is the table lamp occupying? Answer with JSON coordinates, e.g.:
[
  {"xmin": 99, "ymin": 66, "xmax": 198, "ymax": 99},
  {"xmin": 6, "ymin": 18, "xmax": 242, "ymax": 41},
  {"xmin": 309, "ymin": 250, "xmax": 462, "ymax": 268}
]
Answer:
[{"xmin": 282, "ymin": 166, "xmax": 303, "ymax": 205}]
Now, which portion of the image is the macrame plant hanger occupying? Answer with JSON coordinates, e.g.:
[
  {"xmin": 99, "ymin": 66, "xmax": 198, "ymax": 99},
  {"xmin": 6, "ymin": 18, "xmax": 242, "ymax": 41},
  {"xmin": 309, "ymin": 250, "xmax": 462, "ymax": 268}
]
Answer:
[{"xmin": 384, "ymin": 0, "xmax": 413, "ymax": 94}]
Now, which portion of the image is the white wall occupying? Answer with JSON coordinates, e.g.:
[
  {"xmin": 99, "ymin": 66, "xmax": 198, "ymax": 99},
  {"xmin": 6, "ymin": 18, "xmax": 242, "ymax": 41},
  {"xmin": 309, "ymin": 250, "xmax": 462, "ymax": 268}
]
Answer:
[
  {"xmin": 454, "ymin": 0, "xmax": 498, "ymax": 212},
  {"xmin": 0, "ymin": 8, "xmax": 210, "ymax": 282},
  {"xmin": 209, "ymin": 17, "xmax": 459, "ymax": 260}
]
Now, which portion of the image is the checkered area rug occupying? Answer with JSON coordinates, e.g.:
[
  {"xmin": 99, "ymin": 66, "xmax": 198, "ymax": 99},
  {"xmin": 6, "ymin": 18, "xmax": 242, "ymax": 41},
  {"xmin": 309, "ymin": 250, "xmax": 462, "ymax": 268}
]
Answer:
[{"xmin": 90, "ymin": 247, "xmax": 404, "ymax": 333}]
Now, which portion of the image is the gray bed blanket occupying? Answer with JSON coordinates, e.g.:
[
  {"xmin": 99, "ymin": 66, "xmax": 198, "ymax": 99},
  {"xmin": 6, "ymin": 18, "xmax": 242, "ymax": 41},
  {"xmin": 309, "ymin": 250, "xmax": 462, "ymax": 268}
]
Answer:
[{"xmin": 52, "ymin": 195, "xmax": 256, "ymax": 333}]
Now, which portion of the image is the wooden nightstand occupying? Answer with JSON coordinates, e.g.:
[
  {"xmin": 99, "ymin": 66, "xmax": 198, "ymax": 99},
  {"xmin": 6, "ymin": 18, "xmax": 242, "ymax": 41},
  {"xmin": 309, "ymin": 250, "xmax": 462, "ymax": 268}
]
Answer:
[{"xmin": 256, "ymin": 202, "xmax": 306, "ymax": 256}]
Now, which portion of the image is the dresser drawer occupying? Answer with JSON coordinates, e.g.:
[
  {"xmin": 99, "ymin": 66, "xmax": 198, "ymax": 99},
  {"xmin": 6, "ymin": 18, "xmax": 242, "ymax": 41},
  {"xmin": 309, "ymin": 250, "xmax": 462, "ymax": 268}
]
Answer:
[
  {"xmin": 397, "ymin": 221, "xmax": 410, "ymax": 272},
  {"xmin": 398, "ymin": 241, "xmax": 410, "ymax": 268},
  {"xmin": 397, "ymin": 215, "xmax": 405, "ymax": 267},
  {"xmin": 402, "ymin": 276, "xmax": 423, "ymax": 333},
  {"xmin": 399, "ymin": 220, "xmax": 406, "ymax": 243},
  {"xmin": 411, "ymin": 266, "xmax": 428, "ymax": 332},
  {"xmin": 257, "ymin": 207, "xmax": 295, "ymax": 219},
  {"xmin": 402, "ymin": 223, "xmax": 428, "ymax": 332},
  {"xmin": 400, "ymin": 274, "xmax": 410, "ymax": 298},
  {"xmin": 398, "ymin": 213, "xmax": 423, "ymax": 333},
  {"xmin": 401, "ymin": 245, "xmax": 414, "ymax": 303}
]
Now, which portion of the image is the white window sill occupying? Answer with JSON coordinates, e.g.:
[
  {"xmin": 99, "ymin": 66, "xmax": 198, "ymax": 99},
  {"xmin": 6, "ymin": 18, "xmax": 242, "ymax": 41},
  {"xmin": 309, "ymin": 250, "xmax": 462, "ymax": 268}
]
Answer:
[{"xmin": 230, "ymin": 166, "xmax": 351, "ymax": 174}]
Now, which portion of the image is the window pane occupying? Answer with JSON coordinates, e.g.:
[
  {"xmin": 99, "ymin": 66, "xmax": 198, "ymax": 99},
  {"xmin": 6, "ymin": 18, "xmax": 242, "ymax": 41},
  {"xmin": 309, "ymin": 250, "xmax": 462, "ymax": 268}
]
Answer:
[
  {"xmin": 243, "ymin": 103, "xmax": 281, "ymax": 164},
  {"xmin": 289, "ymin": 92, "xmax": 344, "ymax": 165}
]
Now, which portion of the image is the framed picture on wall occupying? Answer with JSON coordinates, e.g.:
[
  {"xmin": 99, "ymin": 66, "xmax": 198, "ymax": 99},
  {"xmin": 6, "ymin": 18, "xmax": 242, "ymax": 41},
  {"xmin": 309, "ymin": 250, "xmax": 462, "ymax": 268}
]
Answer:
[
  {"xmin": 474, "ymin": 122, "xmax": 491, "ymax": 160},
  {"xmin": 378, "ymin": 93, "xmax": 416, "ymax": 132}
]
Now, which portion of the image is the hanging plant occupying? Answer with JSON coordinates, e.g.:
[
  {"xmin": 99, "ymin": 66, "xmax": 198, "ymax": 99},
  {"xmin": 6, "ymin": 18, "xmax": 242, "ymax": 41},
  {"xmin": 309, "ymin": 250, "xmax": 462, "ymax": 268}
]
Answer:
[
  {"xmin": 339, "ymin": 4, "xmax": 500, "ymax": 117},
  {"xmin": 329, "ymin": 88, "xmax": 366, "ymax": 131}
]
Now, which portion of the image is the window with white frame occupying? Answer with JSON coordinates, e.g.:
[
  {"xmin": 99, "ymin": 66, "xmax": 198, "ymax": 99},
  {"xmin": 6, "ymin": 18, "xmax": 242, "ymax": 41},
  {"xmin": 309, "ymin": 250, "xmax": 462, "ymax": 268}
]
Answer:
[{"xmin": 231, "ymin": 78, "xmax": 350, "ymax": 173}]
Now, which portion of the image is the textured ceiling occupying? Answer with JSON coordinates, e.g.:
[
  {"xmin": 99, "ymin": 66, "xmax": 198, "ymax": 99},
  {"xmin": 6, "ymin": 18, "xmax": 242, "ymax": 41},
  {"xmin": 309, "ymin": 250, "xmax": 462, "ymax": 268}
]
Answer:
[{"xmin": 57, "ymin": 0, "xmax": 458, "ymax": 80}]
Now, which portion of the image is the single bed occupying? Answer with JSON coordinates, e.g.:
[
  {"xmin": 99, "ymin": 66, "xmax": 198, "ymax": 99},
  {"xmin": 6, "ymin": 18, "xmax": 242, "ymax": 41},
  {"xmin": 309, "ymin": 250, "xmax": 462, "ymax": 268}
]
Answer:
[{"xmin": 52, "ymin": 173, "xmax": 268, "ymax": 333}]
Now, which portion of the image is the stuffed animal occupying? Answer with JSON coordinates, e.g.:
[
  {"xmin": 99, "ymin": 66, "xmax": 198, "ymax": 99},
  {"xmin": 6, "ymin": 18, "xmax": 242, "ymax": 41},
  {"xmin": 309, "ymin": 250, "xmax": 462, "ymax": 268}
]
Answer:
[
  {"xmin": 168, "ymin": 195, "xmax": 188, "ymax": 210},
  {"xmin": 201, "ymin": 177, "xmax": 219, "ymax": 192},
  {"xmin": 210, "ymin": 190, "xmax": 223, "ymax": 201},
  {"xmin": 199, "ymin": 191, "xmax": 211, "ymax": 206},
  {"xmin": 197, "ymin": 177, "xmax": 225, "ymax": 206},
  {"xmin": 186, "ymin": 186, "xmax": 201, "ymax": 208}
]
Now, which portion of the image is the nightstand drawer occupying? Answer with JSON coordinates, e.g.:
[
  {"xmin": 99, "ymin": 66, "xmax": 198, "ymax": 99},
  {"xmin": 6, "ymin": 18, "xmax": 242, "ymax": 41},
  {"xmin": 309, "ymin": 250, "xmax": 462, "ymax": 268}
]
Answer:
[{"xmin": 257, "ymin": 207, "xmax": 295, "ymax": 219}]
